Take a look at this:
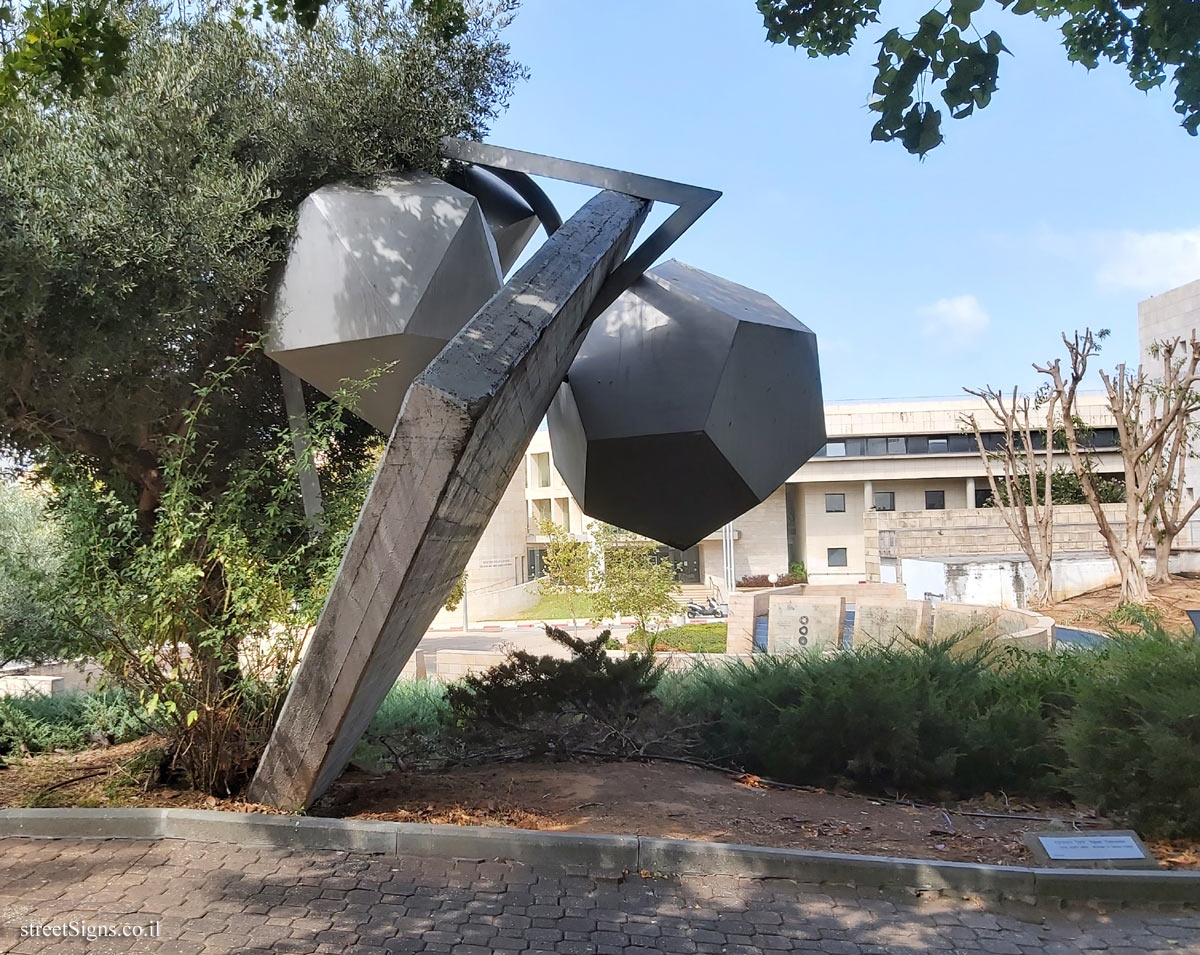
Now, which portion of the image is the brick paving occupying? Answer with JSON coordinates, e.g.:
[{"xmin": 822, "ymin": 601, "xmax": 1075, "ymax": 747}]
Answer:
[{"xmin": 0, "ymin": 838, "xmax": 1197, "ymax": 954}]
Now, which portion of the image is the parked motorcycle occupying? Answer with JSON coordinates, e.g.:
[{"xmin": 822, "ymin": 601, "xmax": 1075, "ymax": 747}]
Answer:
[{"xmin": 685, "ymin": 597, "xmax": 727, "ymax": 619}]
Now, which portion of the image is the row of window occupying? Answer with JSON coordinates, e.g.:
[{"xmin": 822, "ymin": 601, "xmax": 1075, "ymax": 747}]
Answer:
[
  {"xmin": 815, "ymin": 429, "xmax": 1119, "ymax": 459},
  {"xmin": 824, "ymin": 490, "xmax": 945, "ymax": 513}
]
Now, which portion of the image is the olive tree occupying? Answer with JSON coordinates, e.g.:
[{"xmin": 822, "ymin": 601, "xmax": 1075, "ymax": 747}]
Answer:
[{"xmin": 0, "ymin": 0, "xmax": 520, "ymax": 791}]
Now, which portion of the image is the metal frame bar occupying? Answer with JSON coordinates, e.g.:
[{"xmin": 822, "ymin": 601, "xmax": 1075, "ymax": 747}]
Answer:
[{"xmin": 442, "ymin": 138, "xmax": 721, "ymax": 318}]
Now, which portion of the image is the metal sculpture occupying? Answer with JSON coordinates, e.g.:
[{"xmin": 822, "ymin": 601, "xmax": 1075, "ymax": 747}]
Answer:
[
  {"xmin": 248, "ymin": 142, "xmax": 724, "ymax": 809},
  {"xmin": 548, "ymin": 260, "xmax": 826, "ymax": 549},
  {"xmin": 249, "ymin": 140, "xmax": 826, "ymax": 810}
]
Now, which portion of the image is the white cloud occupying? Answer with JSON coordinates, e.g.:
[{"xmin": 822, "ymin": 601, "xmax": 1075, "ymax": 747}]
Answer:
[
  {"xmin": 920, "ymin": 294, "xmax": 991, "ymax": 348},
  {"xmin": 1037, "ymin": 226, "xmax": 1200, "ymax": 294}
]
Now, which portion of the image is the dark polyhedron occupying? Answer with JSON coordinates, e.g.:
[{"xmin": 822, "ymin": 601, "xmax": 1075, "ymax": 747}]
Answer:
[{"xmin": 548, "ymin": 260, "xmax": 825, "ymax": 549}]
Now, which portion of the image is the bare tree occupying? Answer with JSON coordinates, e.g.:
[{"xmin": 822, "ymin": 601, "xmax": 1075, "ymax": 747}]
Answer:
[
  {"xmin": 1147, "ymin": 341, "xmax": 1200, "ymax": 581},
  {"xmin": 1035, "ymin": 332, "xmax": 1200, "ymax": 603},
  {"xmin": 962, "ymin": 385, "xmax": 1060, "ymax": 606}
]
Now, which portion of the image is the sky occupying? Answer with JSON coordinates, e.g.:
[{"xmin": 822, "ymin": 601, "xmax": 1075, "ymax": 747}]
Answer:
[{"xmin": 484, "ymin": 0, "xmax": 1200, "ymax": 401}]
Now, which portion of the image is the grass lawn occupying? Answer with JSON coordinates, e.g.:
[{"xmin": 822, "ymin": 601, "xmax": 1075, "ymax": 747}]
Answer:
[
  {"xmin": 628, "ymin": 623, "xmax": 727, "ymax": 653},
  {"xmin": 506, "ymin": 592, "xmax": 593, "ymax": 621}
]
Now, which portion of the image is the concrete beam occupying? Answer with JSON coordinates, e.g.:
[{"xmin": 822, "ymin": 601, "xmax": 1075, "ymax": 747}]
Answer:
[{"xmin": 248, "ymin": 190, "xmax": 650, "ymax": 809}]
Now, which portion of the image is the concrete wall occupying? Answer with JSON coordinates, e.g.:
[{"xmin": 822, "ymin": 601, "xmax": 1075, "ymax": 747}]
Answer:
[
  {"xmin": 903, "ymin": 549, "xmax": 1200, "ymax": 608},
  {"xmin": 929, "ymin": 602, "xmax": 1055, "ymax": 652},
  {"xmin": 0, "ymin": 661, "xmax": 100, "ymax": 698},
  {"xmin": 428, "ymin": 579, "xmax": 541, "ymax": 627},
  {"xmin": 865, "ymin": 503, "xmax": 1127, "ymax": 579},
  {"xmin": 428, "ymin": 647, "xmax": 753, "ymax": 682}
]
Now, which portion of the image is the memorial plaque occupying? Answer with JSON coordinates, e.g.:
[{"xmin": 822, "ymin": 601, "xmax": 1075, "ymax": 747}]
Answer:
[
  {"xmin": 1021, "ymin": 830, "xmax": 1158, "ymax": 869},
  {"xmin": 767, "ymin": 595, "xmax": 844, "ymax": 654}
]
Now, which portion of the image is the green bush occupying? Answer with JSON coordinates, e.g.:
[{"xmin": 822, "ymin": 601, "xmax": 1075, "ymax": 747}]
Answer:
[
  {"xmin": 448, "ymin": 626, "xmax": 663, "ymax": 727},
  {"xmin": 1062, "ymin": 631, "xmax": 1200, "ymax": 837},
  {"xmin": 0, "ymin": 481, "xmax": 85, "ymax": 667},
  {"xmin": 663, "ymin": 638, "xmax": 1089, "ymax": 798},
  {"xmin": 0, "ymin": 690, "xmax": 143, "ymax": 756}
]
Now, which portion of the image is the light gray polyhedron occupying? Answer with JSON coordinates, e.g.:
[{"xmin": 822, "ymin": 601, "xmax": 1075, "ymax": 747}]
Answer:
[
  {"xmin": 548, "ymin": 260, "xmax": 825, "ymax": 550},
  {"xmin": 264, "ymin": 173, "xmax": 502, "ymax": 433}
]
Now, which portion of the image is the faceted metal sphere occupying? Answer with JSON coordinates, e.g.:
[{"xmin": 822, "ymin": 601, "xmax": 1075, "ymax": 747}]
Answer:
[
  {"xmin": 548, "ymin": 260, "xmax": 825, "ymax": 549},
  {"xmin": 265, "ymin": 173, "xmax": 502, "ymax": 433}
]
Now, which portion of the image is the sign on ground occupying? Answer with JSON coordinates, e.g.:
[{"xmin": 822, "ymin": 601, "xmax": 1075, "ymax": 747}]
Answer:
[{"xmin": 1021, "ymin": 830, "xmax": 1157, "ymax": 869}]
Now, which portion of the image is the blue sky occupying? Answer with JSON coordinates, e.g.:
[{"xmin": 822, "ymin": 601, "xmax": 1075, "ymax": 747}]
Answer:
[{"xmin": 486, "ymin": 0, "xmax": 1200, "ymax": 401}]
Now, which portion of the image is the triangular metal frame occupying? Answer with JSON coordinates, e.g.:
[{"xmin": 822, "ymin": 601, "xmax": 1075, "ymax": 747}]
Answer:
[{"xmin": 441, "ymin": 138, "xmax": 721, "ymax": 319}]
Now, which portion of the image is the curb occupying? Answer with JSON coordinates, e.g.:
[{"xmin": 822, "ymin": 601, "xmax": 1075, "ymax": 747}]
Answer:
[{"xmin": 1, "ymin": 809, "xmax": 1197, "ymax": 905}]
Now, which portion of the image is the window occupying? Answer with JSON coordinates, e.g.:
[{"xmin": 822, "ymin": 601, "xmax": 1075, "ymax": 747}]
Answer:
[
  {"xmin": 907, "ymin": 436, "xmax": 929, "ymax": 454},
  {"xmin": 531, "ymin": 498, "xmax": 552, "ymax": 528},
  {"xmin": 554, "ymin": 497, "xmax": 571, "ymax": 533},
  {"xmin": 925, "ymin": 490, "xmax": 945, "ymax": 510},
  {"xmin": 530, "ymin": 452, "xmax": 551, "ymax": 488},
  {"xmin": 824, "ymin": 441, "xmax": 846, "ymax": 457},
  {"xmin": 844, "ymin": 437, "xmax": 866, "ymax": 456},
  {"xmin": 874, "ymin": 491, "xmax": 895, "ymax": 511},
  {"xmin": 975, "ymin": 487, "xmax": 994, "ymax": 508},
  {"xmin": 928, "ymin": 437, "xmax": 948, "ymax": 453},
  {"xmin": 824, "ymin": 492, "xmax": 845, "ymax": 513},
  {"xmin": 827, "ymin": 547, "xmax": 848, "ymax": 568},
  {"xmin": 866, "ymin": 437, "xmax": 887, "ymax": 455},
  {"xmin": 527, "ymin": 547, "xmax": 547, "ymax": 580},
  {"xmin": 887, "ymin": 436, "xmax": 905, "ymax": 454}
]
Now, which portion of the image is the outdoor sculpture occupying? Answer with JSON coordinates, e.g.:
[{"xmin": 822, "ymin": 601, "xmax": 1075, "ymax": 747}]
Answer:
[
  {"xmin": 248, "ymin": 140, "xmax": 821, "ymax": 810},
  {"xmin": 548, "ymin": 260, "xmax": 825, "ymax": 548}
]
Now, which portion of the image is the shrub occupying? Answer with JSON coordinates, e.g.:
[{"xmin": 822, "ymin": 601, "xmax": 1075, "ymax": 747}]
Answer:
[
  {"xmin": 664, "ymin": 638, "xmax": 1083, "ymax": 798},
  {"xmin": 0, "ymin": 690, "xmax": 143, "ymax": 756},
  {"xmin": 737, "ymin": 573, "xmax": 804, "ymax": 588},
  {"xmin": 448, "ymin": 626, "xmax": 664, "ymax": 728},
  {"xmin": 51, "ymin": 356, "xmax": 376, "ymax": 794},
  {"xmin": 788, "ymin": 562, "xmax": 808, "ymax": 582},
  {"xmin": 0, "ymin": 481, "xmax": 85, "ymax": 667},
  {"xmin": 1062, "ymin": 631, "xmax": 1200, "ymax": 837}
]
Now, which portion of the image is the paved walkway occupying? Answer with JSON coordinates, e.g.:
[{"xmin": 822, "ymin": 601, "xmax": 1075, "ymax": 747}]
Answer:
[{"xmin": 0, "ymin": 837, "xmax": 1197, "ymax": 954}]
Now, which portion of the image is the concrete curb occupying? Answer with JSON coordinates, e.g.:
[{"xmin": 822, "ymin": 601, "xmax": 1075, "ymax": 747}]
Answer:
[{"xmin": 1, "ymin": 809, "xmax": 1197, "ymax": 905}]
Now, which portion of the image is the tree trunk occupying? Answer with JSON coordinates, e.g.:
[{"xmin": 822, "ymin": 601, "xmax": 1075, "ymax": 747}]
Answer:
[
  {"xmin": 1115, "ymin": 541, "xmax": 1152, "ymax": 603},
  {"xmin": 1033, "ymin": 555, "xmax": 1054, "ymax": 607},
  {"xmin": 1152, "ymin": 535, "xmax": 1173, "ymax": 584}
]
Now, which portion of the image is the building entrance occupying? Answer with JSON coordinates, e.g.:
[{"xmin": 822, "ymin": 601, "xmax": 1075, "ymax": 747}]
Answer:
[{"xmin": 655, "ymin": 545, "xmax": 701, "ymax": 584}]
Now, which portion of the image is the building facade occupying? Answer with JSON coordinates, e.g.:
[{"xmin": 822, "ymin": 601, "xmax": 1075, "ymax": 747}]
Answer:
[{"xmin": 458, "ymin": 394, "xmax": 1122, "ymax": 598}]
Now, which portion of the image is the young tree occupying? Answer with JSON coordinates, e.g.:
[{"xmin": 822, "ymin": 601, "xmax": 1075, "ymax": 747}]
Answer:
[
  {"xmin": 962, "ymin": 385, "xmax": 1060, "ymax": 606},
  {"xmin": 1035, "ymin": 331, "xmax": 1200, "ymax": 602},
  {"xmin": 536, "ymin": 519, "xmax": 598, "ymax": 633},
  {"xmin": 590, "ymin": 525, "xmax": 681, "ymax": 639}
]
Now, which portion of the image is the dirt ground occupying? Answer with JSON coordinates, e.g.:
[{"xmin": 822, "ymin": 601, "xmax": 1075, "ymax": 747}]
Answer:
[
  {"xmin": 314, "ymin": 760, "xmax": 1200, "ymax": 870},
  {"xmin": 3, "ymin": 744, "xmax": 1198, "ymax": 869},
  {"xmin": 1043, "ymin": 574, "xmax": 1200, "ymax": 632}
]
